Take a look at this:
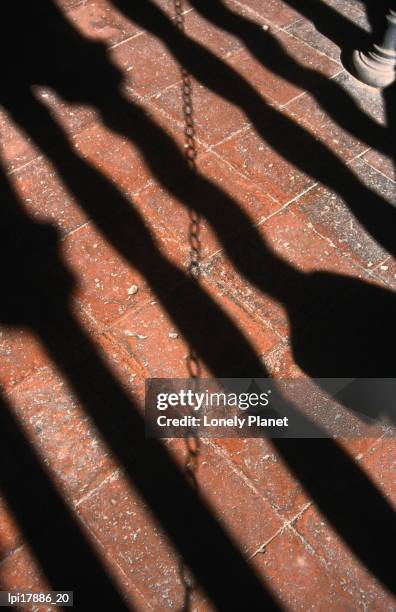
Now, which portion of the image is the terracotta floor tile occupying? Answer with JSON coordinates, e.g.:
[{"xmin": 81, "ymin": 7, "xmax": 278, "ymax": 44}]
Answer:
[
  {"xmin": 283, "ymin": 90, "xmax": 369, "ymax": 163},
  {"xmin": 215, "ymin": 126, "xmax": 315, "ymax": 205},
  {"xmin": 0, "ymin": 0, "xmax": 395, "ymax": 607},
  {"xmin": 264, "ymin": 341, "xmax": 306, "ymax": 378},
  {"xmin": 0, "ymin": 547, "xmax": 52, "ymax": 606},
  {"xmin": 371, "ymin": 256, "xmax": 396, "ymax": 291},
  {"xmin": 285, "ymin": 17, "xmax": 344, "ymax": 64},
  {"xmin": 294, "ymin": 438, "xmax": 396, "ymax": 609},
  {"xmin": 75, "ymin": 470, "xmax": 185, "ymax": 609},
  {"xmin": 109, "ymin": 299, "xmax": 212, "ymax": 379},
  {"xmin": 132, "ymin": 180, "xmax": 223, "ymax": 268},
  {"xmin": 226, "ymin": 29, "xmax": 340, "ymax": 107},
  {"xmin": 291, "ymin": 158, "xmax": 396, "ymax": 270},
  {"xmin": 4, "ymin": 367, "xmax": 120, "ymax": 504},
  {"xmin": 112, "ymin": 31, "xmax": 181, "ymax": 97},
  {"xmin": 8, "ymin": 156, "xmax": 88, "ymax": 236},
  {"xmin": 112, "ymin": 3, "xmax": 242, "ymax": 97},
  {"xmin": 211, "ymin": 419, "xmax": 379, "ymax": 522},
  {"xmin": 185, "ymin": 6, "xmax": 243, "ymax": 59},
  {"xmin": 34, "ymin": 87, "xmax": 97, "ymax": 139},
  {"xmin": 211, "ymin": 438, "xmax": 310, "ymax": 519},
  {"xmin": 0, "ymin": 328, "xmax": 51, "ymax": 391},
  {"xmin": 281, "ymin": 70, "xmax": 388, "ymax": 164},
  {"xmin": 333, "ymin": 71, "xmax": 387, "ymax": 126},
  {"xmin": 54, "ymin": 0, "xmax": 85, "ymax": 11},
  {"xmin": 109, "ymin": 274, "xmax": 279, "ymax": 378},
  {"xmin": 62, "ymin": 221, "xmax": 156, "ymax": 330},
  {"xmin": 73, "ymin": 120, "xmax": 153, "ymax": 197},
  {"xmin": 359, "ymin": 438, "xmax": 396, "ymax": 507},
  {"xmin": 198, "ymin": 151, "xmax": 281, "ymax": 221},
  {"xmin": 0, "ymin": 520, "xmax": 146, "ymax": 611},
  {"xmin": 77, "ymin": 442, "xmax": 282, "ymax": 608},
  {"xmin": 203, "ymin": 206, "xmax": 369, "ymax": 338},
  {"xmin": 67, "ymin": 0, "xmax": 141, "ymax": 46},
  {"xmin": 0, "ymin": 110, "xmax": 42, "ymax": 174},
  {"xmin": 363, "ymin": 149, "xmax": 396, "ymax": 183},
  {"xmin": 148, "ymin": 79, "xmax": 251, "ymax": 148},
  {"xmin": 285, "ymin": 0, "xmax": 370, "ymax": 63},
  {"xmin": 232, "ymin": 0, "xmax": 300, "ymax": 28},
  {"xmin": 295, "ymin": 502, "xmax": 396, "ymax": 611},
  {"xmin": 131, "ymin": 151, "xmax": 281, "ymax": 270},
  {"xmin": 252, "ymin": 526, "xmax": 357, "ymax": 610},
  {"xmin": 191, "ymin": 441, "xmax": 283, "ymax": 550}
]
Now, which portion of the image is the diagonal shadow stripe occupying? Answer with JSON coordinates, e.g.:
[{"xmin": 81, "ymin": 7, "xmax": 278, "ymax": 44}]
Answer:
[{"xmin": 0, "ymin": 393, "xmax": 132, "ymax": 611}]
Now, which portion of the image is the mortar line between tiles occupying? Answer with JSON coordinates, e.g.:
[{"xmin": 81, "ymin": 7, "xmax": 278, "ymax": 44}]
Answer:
[
  {"xmin": 282, "ymin": 17, "xmax": 305, "ymax": 33},
  {"xmin": 257, "ymin": 182, "xmax": 320, "ymax": 220},
  {"xmin": 204, "ymin": 124, "xmax": 252, "ymax": 153},
  {"xmin": 108, "ymin": 8, "xmax": 194, "ymax": 51},
  {"xmin": 365, "ymin": 267, "xmax": 396, "ymax": 291},
  {"xmin": 346, "ymin": 146, "xmax": 371, "ymax": 164},
  {"xmin": 204, "ymin": 144, "xmax": 286, "ymax": 204},
  {"xmin": 109, "ymin": 30, "xmax": 144, "ymax": 50},
  {"xmin": 229, "ymin": 0, "xmax": 345, "ymax": 73},
  {"xmin": 7, "ymin": 155, "xmax": 44, "ymax": 177},
  {"xmin": 247, "ymin": 524, "xmax": 289, "ymax": 560},
  {"xmin": 0, "ymin": 542, "xmax": 26, "ymax": 569},
  {"xmin": 248, "ymin": 496, "xmax": 317, "ymax": 559},
  {"xmin": 204, "ymin": 439, "xmax": 286, "ymax": 523},
  {"xmin": 228, "ymin": 0, "xmax": 284, "ymax": 32},
  {"xmin": 287, "ymin": 517, "xmax": 373, "ymax": 605},
  {"xmin": 75, "ymin": 511, "xmax": 155, "ymax": 610},
  {"xmin": 279, "ymin": 26, "xmax": 344, "ymax": 66},
  {"xmin": 76, "ymin": 468, "xmax": 122, "ymax": 508},
  {"xmin": 1, "ymin": 365, "xmax": 56, "ymax": 397},
  {"xmin": 360, "ymin": 157, "xmax": 396, "ymax": 185},
  {"xmin": 279, "ymin": 67, "xmax": 345, "ymax": 112}
]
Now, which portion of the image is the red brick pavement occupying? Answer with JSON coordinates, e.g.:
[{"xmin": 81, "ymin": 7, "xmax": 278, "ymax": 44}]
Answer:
[{"xmin": 0, "ymin": 0, "xmax": 395, "ymax": 610}]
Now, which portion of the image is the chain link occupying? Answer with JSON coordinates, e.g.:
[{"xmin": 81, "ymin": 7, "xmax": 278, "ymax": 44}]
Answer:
[{"xmin": 172, "ymin": 1, "xmax": 202, "ymax": 609}]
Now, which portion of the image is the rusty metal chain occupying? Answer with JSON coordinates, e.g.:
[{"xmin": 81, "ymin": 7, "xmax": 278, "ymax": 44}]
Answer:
[
  {"xmin": 172, "ymin": 1, "xmax": 202, "ymax": 609},
  {"xmin": 173, "ymin": 0, "xmax": 203, "ymax": 380}
]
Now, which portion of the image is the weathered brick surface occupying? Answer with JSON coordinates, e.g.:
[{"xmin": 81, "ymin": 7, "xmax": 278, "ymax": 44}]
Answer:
[
  {"xmin": 231, "ymin": 0, "xmax": 300, "ymax": 28},
  {"xmin": 4, "ymin": 367, "xmax": 119, "ymax": 505},
  {"xmin": 226, "ymin": 30, "xmax": 340, "ymax": 106},
  {"xmin": 1, "ymin": 0, "xmax": 395, "ymax": 609},
  {"xmin": 290, "ymin": 158, "xmax": 396, "ymax": 270},
  {"xmin": 364, "ymin": 148, "xmax": 396, "ymax": 183},
  {"xmin": 77, "ymin": 441, "xmax": 283, "ymax": 609},
  {"xmin": 252, "ymin": 526, "xmax": 358, "ymax": 610},
  {"xmin": 294, "ymin": 438, "xmax": 396, "ymax": 610}
]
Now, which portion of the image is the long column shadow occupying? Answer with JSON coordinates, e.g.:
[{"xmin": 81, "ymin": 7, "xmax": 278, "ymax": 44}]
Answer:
[
  {"xmin": 0, "ymin": 394, "xmax": 132, "ymax": 611},
  {"xmin": 108, "ymin": 0, "xmax": 396, "ymax": 259},
  {"xmin": 87, "ymin": 2, "xmax": 396, "ymax": 385},
  {"xmin": 186, "ymin": 0, "xmax": 391, "ymax": 156},
  {"xmin": 0, "ymin": 165, "xmax": 281, "ymax": 608},
  {"xmin": 279, "ymin": 0, "xmax": 385, "ymax": 51},
  {"xmin": 3, "ymin": 83, "xmax": 396, "ymax": 596},
  {"xmin": 1, "ymin": 0, "xmax": 395, "ymax": 599}
]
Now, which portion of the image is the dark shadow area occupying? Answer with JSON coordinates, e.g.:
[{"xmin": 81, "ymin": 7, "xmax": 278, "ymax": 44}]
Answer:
[
  {"xmin": 383, "ymin": 81, "xmax": 396, "ymax": 168},
  {"xmin": 0, "ymin": 166, "xmax": 280, "ymax": 607},
  {"xmin": 0, "ymin": 0, "xmax": 395, "ymax": 606},
  {"xmin": 188, "ymin": 0, "xmax": 391, "ymax": 156},
  {"xmin": 282, "ymin": 0, "xmax": 387, "ymax": 52},
  {"xmin": 283, "ymin": 0, "xmax": 374, "ymax": 51},
  {"xmin": 0, "ymin": 393, "xmax": 132, "ymax": 610},
  {"xmin": 363, "ymin": 0, "xmax": 389, "ymax": 42},
  {"xmin": 110, "ymin": 0, "xmax": 396, "ymax": 256}
]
